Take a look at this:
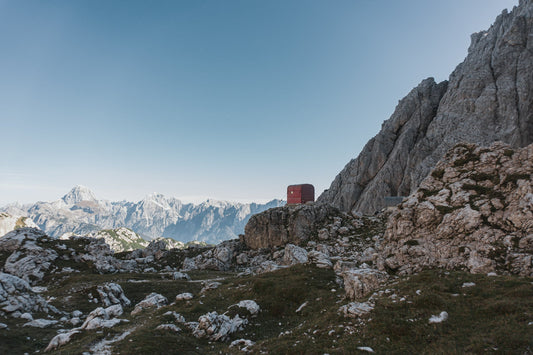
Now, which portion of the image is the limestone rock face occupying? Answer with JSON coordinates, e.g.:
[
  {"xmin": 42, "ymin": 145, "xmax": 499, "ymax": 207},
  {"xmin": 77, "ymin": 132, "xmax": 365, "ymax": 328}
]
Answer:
[
  {"xmin": 378, "ymin": 142, "xmax": 533, "ymax": 276},
  {"xmin": 319, "ymin": 1, "xmax": 533, "ymax": 214}
]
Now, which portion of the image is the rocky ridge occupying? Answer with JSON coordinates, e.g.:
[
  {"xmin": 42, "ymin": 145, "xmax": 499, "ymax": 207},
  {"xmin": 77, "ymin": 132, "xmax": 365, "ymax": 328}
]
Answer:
[{"xmin": 319, "ymin": 0, "xmax": 533, "ymax": 214}]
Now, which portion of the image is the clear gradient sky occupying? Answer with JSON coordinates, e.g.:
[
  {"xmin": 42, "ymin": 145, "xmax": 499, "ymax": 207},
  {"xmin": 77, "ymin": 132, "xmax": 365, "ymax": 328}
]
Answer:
[{"xmin": 0, "ymin": 0, "xmax": 519, "ymax": 205}]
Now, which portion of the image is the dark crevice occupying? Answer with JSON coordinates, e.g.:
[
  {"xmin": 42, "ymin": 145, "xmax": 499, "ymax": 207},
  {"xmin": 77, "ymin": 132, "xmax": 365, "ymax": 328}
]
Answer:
[
  {"xmin": 488, "ymin": 40, "xmax": 501, "ymax": 126},
  {"xmin": 514, "ymin": 51, "xmax": 521, "ymax": 143}
]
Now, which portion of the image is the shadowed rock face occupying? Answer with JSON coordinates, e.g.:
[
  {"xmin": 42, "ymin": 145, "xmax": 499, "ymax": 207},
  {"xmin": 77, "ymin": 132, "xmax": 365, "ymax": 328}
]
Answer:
[
  {"xmin": 242, "ymin": 204, "xmax": 343, "ymax": 249},
  {"xmin": 319, "ymin": 0, "xmax": 533, "ymax": 214}
]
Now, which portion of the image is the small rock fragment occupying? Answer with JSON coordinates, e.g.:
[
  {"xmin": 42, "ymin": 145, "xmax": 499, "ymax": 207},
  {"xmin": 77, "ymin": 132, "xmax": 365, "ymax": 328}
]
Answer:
[
  {"xmin": 462, "ymin": 282, "xmax": 476, "ymax": 288},
  {"xmin": 23, "ymin": 319, "xmax": 58, "ymax": 328},
  {"xmin": 295, "ymin": 301, "xmax": 308, "ymax": 313},
  {"xmin": 175, "ymin": 292, "xmax": 194, "ymax": 301},
  {"xmin": 429, "ymin": 311, "xmax": 449, "ymax": 324},
  {"xmin": 173, "ymin": 272, "xmax": 191, "ymax": 280},
  {"xmin": 156, "ymin": 324, "xmax": 181, "ymax": 332}
]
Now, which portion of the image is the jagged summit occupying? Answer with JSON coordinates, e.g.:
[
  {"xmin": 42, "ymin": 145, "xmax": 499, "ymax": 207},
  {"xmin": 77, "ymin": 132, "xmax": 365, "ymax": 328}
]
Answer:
[
  {"xmin": 319, "ymin": 0, "xmax": 533, "ymax": 214},
  {"xmin": 62, "ymin": 185, "xmax": 97, "ymax": 205},
  {"xmin": 140, "ymin": 192, "xmax": 176, "ymax": 210}
]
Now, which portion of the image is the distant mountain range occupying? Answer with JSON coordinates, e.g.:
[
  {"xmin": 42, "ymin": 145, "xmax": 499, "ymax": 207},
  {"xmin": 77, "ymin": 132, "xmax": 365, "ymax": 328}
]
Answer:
[{"xmin": 1, "ymin": 185, "xmax": 284, "ymax": 244}]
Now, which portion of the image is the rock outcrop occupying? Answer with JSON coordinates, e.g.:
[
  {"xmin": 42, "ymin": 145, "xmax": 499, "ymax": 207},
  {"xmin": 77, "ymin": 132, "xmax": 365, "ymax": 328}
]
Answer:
[
  {"xmin": 0, "ymin": 272, "xmax": 58, "ymax": 317},
  {"xmin": 182, "ymin": 240, "xmax": 244, "ymax": 271},
  {"xmin": 192, "ymin": 311, "xmax": 248, "ymax": 341},
  {"xmin": 242, "ymin": 204, "xmax": 353, "ymax": 249},
  {"xmin": 319, "ymin": 0, "xmax": 533, "ymax": 214},
  {"xmin": 378, "ymin": 142, "xmax": 533, "ymax": 276},
  {"xmin": 1, "ymin": 228, "xmax": 58, "ymax": 284},
  {"xmin": 96, "ymin": 283, "xmax": 131, "ymax": 307},
  {"xmin": 131, "ymin": 293, "xmax": 168, "ymax": 315},
  {"xmin": 183, "ymin": 205, "xmax": 384, "ymax": 277}
]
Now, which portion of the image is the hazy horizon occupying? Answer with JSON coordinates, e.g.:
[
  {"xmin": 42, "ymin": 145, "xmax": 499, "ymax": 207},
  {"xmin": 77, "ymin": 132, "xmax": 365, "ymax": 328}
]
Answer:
[{"xmin": 1, "ymin": 184, "xmax": 279, "ymax": 206}]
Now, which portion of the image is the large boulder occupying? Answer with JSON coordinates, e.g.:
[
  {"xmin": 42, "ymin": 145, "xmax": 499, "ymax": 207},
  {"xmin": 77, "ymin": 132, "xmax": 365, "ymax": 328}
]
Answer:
[
  {"xmin": 0, "ymin": 228, "xmax": 46, "ymax": 253},
  {"xmin": 80, "ymin": 305, "xmax": 126, "ymax": 330},
  {"xmin": 192, "ymin": 311, "xmax": 247, "ymax": 341},
  {"xmin": 96, "ymin": 283, "xmax": 131, "ymax": 307}
]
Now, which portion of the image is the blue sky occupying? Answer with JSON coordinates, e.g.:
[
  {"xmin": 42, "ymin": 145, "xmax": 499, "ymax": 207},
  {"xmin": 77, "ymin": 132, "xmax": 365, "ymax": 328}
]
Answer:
[{"xmin": 0, "ymin": 0, "xmax": 518, "ymax": 205}]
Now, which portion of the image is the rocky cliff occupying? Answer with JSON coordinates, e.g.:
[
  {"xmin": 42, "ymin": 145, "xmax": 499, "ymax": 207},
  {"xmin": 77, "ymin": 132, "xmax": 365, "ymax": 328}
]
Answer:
[{"xmin": 319, "ymin": 0, "xmax": 533, "ymax": 214}]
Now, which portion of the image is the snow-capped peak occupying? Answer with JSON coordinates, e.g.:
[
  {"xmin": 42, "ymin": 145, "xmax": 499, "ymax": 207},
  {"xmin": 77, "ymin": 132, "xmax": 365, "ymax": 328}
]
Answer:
[{"xmin": 62, "ymin": 185, "xmax": 97, "ymax": 205}]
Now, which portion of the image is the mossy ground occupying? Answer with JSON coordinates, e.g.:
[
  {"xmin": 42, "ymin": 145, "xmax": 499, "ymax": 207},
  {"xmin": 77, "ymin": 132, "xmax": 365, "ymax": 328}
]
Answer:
[
  {"xmin": 1, "ymin": 266, "xmax": 532, "ymax": 354},
  {"xmin": 355, "ymin": 270, "xmax": 533, "ymax": 354}
]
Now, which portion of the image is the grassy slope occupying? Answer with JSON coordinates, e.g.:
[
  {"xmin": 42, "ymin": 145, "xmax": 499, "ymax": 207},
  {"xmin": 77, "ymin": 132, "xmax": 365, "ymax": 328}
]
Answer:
[
  {"xmin": 8, "ymin": 266, "xmax": 525, "ymax": 354},
  {"xmin": 352, "ymin": 270, "xmax": 533, "ymax": 354}
]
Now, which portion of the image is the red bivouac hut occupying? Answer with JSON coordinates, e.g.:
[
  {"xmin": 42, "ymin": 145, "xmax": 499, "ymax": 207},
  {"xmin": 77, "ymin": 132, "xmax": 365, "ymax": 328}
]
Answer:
[{"xmin": 287, "ymin": 184, "xmax": 315, "ymax": 205}]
